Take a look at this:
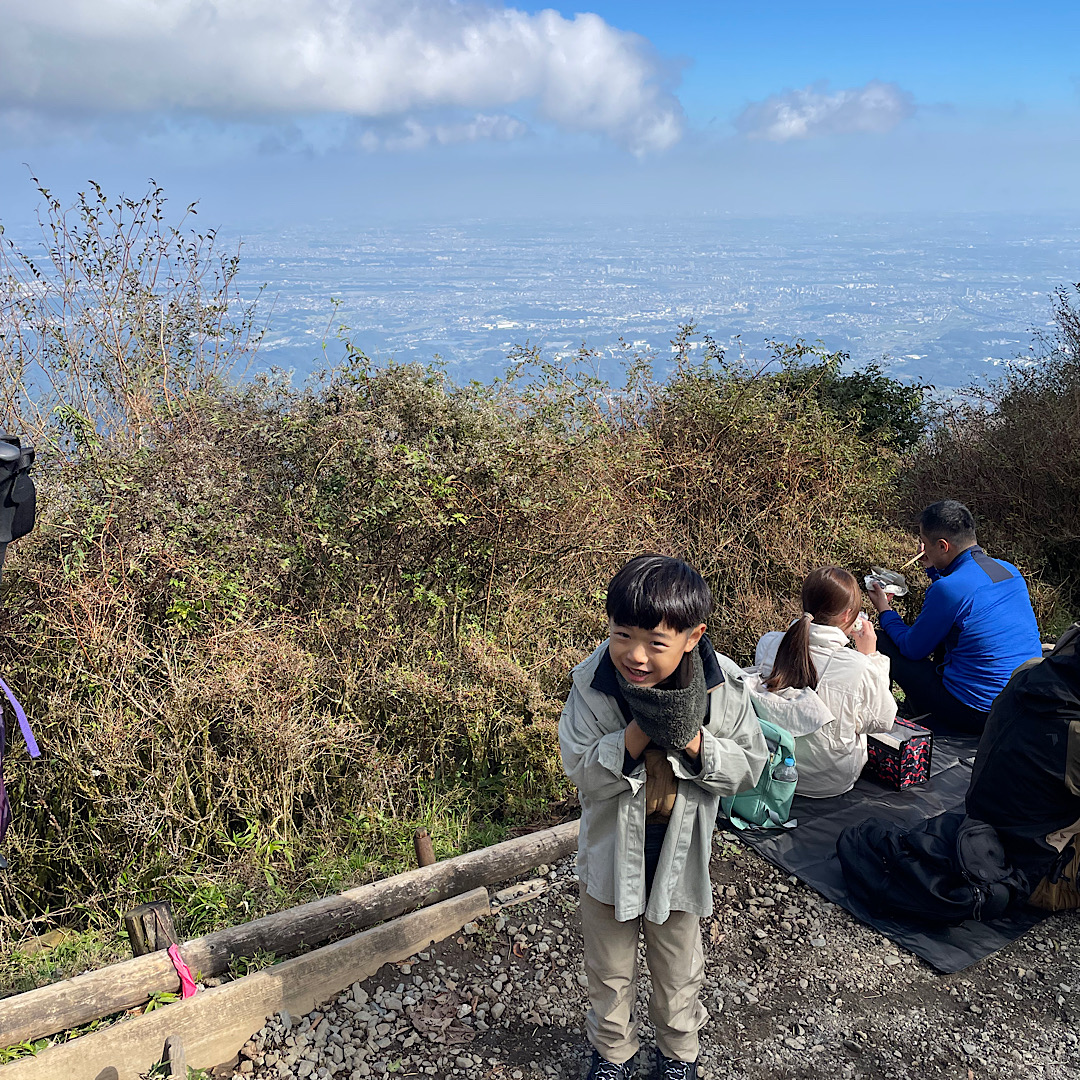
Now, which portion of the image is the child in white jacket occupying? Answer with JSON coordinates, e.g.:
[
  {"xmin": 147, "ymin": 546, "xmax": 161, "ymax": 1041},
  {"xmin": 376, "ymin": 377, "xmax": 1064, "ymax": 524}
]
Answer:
[{"xmin": 746, "ymin": 566, "xmax": 897, "ymax": 798}]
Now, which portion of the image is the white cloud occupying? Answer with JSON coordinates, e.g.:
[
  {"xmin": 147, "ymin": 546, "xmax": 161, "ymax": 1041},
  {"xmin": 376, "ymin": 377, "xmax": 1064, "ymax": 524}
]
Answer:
[
  {"xmin": 736, "ymin": 80, "xmax": 915, "ymax": 142},
  {"xmin": 355, "ymin": 113, "xmax": 529, "ymax": 151},
  {"xmin": 0, "ymin": 0, "xmax": 683, "ymax": 154}
]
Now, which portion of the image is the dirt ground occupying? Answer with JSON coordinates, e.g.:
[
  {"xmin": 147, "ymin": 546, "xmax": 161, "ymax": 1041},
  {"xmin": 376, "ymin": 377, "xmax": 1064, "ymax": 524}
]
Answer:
[{"xmin": 232, "ymin": 837, "xmax": 1080, "ymax": 1080}]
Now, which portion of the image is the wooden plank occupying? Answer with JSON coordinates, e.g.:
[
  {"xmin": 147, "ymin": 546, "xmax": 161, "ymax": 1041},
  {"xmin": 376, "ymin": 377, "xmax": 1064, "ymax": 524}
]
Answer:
[
  {"xmin": 0, "ymin": 888, "xmax": 490, "ymax": 1080},
  {"xmin": 0, "ymin": 820, "xmax": 578, "ymax": 1048}
]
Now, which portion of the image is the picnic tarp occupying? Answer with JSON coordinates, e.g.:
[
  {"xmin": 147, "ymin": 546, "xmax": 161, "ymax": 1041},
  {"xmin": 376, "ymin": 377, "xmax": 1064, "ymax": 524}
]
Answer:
[{"xmin": 731, "ymin": 734, "xmax": 1047, "ymax": 973}]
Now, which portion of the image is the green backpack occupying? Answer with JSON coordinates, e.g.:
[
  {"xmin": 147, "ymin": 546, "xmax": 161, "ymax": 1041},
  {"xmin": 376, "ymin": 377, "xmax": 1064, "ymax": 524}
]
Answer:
[{"xmin": 720, "ymin": 715, "xmax": 798, "ymax": 830}]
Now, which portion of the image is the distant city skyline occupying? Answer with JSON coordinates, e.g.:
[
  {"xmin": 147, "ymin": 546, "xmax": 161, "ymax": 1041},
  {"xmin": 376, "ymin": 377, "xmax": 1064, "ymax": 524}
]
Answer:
[{"xmin": 220, "ymin": 213, "xmax": 1078, "ymax": 391}]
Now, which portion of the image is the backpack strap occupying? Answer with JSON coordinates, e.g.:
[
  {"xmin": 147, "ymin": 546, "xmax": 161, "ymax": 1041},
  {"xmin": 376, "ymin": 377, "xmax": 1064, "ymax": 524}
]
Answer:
[{"xmin": 0, "ymin": 676, "xmax": 40, "ymax": 758}]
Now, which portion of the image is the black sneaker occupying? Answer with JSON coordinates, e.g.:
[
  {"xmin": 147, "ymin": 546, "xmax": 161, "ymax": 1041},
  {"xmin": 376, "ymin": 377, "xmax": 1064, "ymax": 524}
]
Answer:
[
  {"xmin": 586, "ymin": 1049, "xmax": 635, "ymax": 1080},
  {"xmin": 655, "ymin": 1052, "xmax": 698, "ymax": 1080}
]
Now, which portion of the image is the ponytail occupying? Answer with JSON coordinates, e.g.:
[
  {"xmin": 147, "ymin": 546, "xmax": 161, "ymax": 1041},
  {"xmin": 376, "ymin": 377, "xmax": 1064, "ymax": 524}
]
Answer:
[
  {"xmin": 764, "ymin": 566, "xmax": 861, "ymax": 693},
  {"xmin": 765, "ymin": 611, "xmax": 818, "ymax": 692}
]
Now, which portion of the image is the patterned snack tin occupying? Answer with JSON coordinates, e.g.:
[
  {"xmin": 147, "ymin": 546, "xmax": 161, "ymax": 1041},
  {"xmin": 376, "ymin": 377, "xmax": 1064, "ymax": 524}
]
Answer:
[{"xmin": 865, "ymin": 716, "xmax": 933, "ymax": 789}]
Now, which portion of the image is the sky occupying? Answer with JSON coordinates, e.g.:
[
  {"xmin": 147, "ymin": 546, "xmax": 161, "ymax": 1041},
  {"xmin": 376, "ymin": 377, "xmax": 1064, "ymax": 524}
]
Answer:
[{"xmin": 1, "ymin": 0, "xmax": 1079, "ymax": 226}]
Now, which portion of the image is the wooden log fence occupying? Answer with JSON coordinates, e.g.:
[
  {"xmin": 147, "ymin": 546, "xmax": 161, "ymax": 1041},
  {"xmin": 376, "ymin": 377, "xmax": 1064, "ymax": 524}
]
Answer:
[
  {"xmin": 0, "ymin": 888, "xmax": 491, "ymax": 1080},
  {"xmin": 0, "ymin": 819, "xmax": 578, "ymax": 1049}
]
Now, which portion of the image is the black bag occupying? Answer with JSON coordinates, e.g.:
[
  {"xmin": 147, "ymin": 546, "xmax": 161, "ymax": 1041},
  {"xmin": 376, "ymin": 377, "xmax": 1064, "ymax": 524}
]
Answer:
[
  {"xmin": 0, "ymin": 436, "xmax": 36, "ymax": 579},
  {"xmin": 837, "ymin": 811, "xmax": 1030, "ymax": 925},
  {"xmin": 967, "ymin": 623, "xmax": 1080, "ymax": 885},
  {"xmin": 0, "ymin": 436, "xmax": 39, "ymax": 856}
]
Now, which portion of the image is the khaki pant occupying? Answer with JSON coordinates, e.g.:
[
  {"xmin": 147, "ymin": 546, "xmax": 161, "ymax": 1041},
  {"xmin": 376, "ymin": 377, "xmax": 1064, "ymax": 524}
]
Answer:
[{"xmin": 578, "ymin": 883, "xmax": 708, "ymax": 1065}]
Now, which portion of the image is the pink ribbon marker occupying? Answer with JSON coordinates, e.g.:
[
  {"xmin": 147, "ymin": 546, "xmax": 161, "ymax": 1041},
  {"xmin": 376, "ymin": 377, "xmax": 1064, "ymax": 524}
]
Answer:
[{"xmin": 168, "ymin": 944, "xmax": 198, "ymax": 999}]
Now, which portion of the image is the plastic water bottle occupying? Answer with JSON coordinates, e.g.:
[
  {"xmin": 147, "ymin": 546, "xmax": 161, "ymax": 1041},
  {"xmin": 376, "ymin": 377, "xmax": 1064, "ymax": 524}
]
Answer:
[{"xmin": 773, "ymin": 756, "xmax": 799, "ymax": 783}]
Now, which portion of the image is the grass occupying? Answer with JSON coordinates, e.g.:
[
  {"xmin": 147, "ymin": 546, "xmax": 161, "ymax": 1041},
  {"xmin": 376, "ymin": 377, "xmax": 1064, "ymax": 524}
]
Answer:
[{"xmin": 0, "ymin": 928, "xmax": 129, "ymax": 998}]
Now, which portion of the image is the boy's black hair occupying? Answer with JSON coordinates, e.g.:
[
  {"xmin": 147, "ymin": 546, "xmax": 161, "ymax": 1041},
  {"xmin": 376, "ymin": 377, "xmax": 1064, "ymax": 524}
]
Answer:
[
  {"xmin": 920, "ymin": 500, "xmax": 977, "ymax": 544},
  {"xmin": 605, "ymin": 554, "xmax": 712, "ymax": 632}
]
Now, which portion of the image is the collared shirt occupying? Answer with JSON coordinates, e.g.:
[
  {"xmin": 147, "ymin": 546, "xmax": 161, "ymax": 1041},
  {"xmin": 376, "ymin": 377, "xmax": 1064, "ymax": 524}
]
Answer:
[
  {"xmin": 879, "ymin": 546, "xmax": 1042, "ymax": 712},
  {"xmin": 559, "ymin": 640, "xmax": 768, "ymax": 924}
]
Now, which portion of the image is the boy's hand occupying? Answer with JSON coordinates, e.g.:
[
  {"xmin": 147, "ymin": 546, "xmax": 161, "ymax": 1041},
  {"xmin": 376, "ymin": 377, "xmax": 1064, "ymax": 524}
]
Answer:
[
  {"xmin": 624, "ymin": 720, "xmax": 651, "ymax": 760},
  {"xmin": 684, "ymin": 730, "xmax": 702, "ymax": 758}
]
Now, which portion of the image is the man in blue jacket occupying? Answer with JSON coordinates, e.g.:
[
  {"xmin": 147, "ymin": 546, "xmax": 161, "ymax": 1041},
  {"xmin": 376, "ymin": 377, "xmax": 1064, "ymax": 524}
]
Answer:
[{"xmin": 868, "ymin": 500, "xmax": 1042, "ymax": 734}]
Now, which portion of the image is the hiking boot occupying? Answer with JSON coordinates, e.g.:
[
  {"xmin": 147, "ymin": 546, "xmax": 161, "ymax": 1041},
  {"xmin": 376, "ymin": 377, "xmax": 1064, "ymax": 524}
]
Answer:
[
  {"xmin": 586, "ymin": 1049, "xmax": 635, "ymax": 1080},
  {"xmin": 655, "ymin": 1052, "xmax": 698, "ymax": 1080}
]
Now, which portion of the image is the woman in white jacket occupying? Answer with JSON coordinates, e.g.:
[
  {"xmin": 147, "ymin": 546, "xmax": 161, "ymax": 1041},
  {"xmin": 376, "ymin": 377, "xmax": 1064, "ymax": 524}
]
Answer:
[{"xmin": 747, "ymin": 566, "xmax": 897, "ymax": 798}]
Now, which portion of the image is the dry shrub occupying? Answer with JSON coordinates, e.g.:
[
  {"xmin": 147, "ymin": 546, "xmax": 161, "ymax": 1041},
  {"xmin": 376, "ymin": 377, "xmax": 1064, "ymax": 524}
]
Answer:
[
  {"xmin": 902, "ymin": 283, "xmax": 1080, "ymax": 625},
  {"xmin": 0, "ymin": 181, "xmax": 987, "ymax": 953},
  {"xmin": 0, "ymin": 339, "xmax": 927, "ymax": 943}
]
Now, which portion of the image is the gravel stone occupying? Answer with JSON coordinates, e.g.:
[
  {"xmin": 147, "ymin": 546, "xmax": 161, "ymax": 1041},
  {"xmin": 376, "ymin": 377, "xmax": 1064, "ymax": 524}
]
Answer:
[{"xmin": 228, "ymin": 842, "xmax": 1080, "ymax": 1079}]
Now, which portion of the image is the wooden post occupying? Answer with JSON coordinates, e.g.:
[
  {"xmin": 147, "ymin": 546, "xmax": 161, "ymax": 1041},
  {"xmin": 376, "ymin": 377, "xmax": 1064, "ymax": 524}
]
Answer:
[
  {"xmin": 413, "ymin": 827, "xmax": 436, "ymax": 867},
  {"xmin": 124, "ymin": 902, "xmax": 179, "ymax": 957},
  {"xmin": 163, "ymin": 1035, "xmax": 186, "ymax": 1078}
]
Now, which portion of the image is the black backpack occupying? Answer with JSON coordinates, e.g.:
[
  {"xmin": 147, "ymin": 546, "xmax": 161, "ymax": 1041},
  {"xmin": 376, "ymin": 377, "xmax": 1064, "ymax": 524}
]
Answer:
[
  {"xmin": 0, "ymin": 435, "xmax": 36, "ymax": 578},
  {"xmin": 966, "ymin": 623, "xmax": 1080, "ymax": 885},
  {"xmin": 0, "ymin": 436, "xmax": 39, "ymax": 855},
  {"xmin": 837, "ymin": 811, "xmax": 1030, "ymax": 925}
]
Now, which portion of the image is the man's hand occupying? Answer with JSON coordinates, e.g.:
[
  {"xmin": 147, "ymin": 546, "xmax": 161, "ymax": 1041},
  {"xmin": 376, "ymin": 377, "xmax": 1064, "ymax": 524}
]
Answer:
[
  {"xmin": 684, "ymin": 729, "xmax": 702, "ymax": 759},
  {"xmin": 916, "ymin": 541, "xmax": 930, "ymax": 569},
  {"xmin": 868, "ymin": 580, "xmax": 892, "ymax": 614},
  {"xmin": 624, "ymin": 720, "xmax": 651, "ymax": 760}
]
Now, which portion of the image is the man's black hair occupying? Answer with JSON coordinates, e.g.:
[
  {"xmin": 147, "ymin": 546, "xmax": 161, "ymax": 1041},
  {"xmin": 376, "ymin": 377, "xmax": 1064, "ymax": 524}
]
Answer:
[
  {"xmin": 920, "ymin": 499, "xmax": 977, "ymax": 544},
  {"xmin": 605, "ymin": 554, "xmax": 712, "ymax": 632}
]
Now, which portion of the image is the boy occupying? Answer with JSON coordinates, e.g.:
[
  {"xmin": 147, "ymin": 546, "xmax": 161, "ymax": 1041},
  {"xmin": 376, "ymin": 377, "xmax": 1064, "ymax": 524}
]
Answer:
[{"xmin": 559, "ymin": 554, "xmax": 768, "ymax": 1080}]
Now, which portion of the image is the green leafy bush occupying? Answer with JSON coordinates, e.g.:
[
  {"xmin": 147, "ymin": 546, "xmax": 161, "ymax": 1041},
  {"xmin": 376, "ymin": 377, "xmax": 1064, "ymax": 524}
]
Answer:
[{"xmin": 762, "ymin": 339, "xmax": 932, "ymax": 452}]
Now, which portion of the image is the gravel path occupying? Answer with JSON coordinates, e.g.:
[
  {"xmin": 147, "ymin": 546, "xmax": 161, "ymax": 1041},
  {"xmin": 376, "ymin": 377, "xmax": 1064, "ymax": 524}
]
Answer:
[{"xmin": 230, "ymin": 836, "xmax": 1080, "ymax": 1080}]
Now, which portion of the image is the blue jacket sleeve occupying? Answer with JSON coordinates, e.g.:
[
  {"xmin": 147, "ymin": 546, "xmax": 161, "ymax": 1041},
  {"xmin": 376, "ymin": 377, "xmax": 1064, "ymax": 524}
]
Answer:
[{"xmin": 879, "ymin": 580, "xmax": 961, "ymax": 660}]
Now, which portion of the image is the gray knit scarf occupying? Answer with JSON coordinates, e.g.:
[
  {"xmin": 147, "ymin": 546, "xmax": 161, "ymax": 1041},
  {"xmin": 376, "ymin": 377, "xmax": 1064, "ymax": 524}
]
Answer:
[{"xmin": 615, "ymin": 645, "xmax": 707, "ymax": 752}]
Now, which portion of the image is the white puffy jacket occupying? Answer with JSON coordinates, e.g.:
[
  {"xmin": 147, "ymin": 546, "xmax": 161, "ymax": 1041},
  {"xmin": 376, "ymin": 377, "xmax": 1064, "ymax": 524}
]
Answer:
[{"xmin": 746, "ymin": 623, "xmax": 897, "ymax": 798}]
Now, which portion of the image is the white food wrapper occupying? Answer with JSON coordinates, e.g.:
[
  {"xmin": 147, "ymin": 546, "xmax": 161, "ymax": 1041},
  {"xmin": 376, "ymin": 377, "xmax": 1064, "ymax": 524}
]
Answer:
[{"xmin": 864, "ymin": 566, "xmax": 909, "ymax": 597}]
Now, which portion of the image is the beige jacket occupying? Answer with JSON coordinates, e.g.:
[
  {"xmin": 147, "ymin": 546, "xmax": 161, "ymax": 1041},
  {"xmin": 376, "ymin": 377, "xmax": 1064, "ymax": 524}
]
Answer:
[
  {"xmin": 747, "ymin": 623, "xmax": 897, "ymax": 798},
  {"xmin": 559, "ymin": 641, "xmax": 768, "ymax": 924}
]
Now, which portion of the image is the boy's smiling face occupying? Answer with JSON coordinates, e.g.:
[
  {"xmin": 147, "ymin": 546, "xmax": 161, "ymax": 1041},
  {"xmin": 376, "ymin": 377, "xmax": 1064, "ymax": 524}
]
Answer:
[{"xmin": 607, "ymin": 619, "xmax": 706, "ymax": 688}]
